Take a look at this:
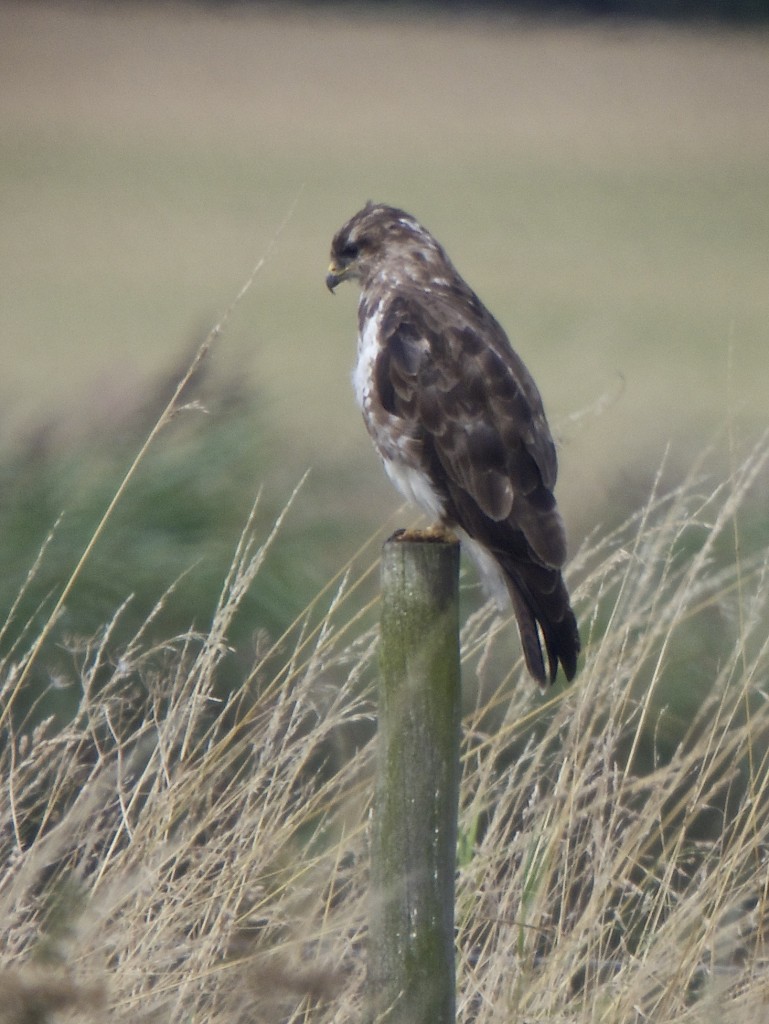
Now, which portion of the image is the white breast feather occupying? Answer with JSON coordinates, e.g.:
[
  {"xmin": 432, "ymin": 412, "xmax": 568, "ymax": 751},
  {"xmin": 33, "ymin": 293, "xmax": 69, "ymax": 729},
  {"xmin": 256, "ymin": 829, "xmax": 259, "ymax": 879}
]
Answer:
[
  {"xmin": 352, "ymin": 304, "xmax": 381, "ymax": 412},
  {"xmin": 383, "ymin": 459, "xmax": 446, "ymax": 520},
  {"xmin": 354, "ymin": 301, "xmax": 445, "ymax": 522}
]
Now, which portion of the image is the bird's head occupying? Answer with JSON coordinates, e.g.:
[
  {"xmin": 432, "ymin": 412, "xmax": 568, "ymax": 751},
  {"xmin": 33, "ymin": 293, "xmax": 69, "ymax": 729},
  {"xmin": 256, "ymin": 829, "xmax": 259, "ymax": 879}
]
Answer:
[{"xmin": 326, "ymin": 202, "xmax": 442, "ymax": 293}]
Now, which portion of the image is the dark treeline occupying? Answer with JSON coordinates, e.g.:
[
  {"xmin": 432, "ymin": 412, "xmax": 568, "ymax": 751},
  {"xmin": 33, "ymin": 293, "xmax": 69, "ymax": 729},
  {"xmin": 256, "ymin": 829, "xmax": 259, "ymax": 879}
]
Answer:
[{"xmin": 194, "ymin": 0, "xmax": 769, "ymax": 25}]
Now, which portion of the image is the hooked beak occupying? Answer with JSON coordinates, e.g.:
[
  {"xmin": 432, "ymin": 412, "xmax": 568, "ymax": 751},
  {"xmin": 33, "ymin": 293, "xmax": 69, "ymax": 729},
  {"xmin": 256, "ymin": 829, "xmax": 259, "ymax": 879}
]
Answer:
[{"xmin": 325, "ymin": 260, "xmax": 347, "ymax": 293}]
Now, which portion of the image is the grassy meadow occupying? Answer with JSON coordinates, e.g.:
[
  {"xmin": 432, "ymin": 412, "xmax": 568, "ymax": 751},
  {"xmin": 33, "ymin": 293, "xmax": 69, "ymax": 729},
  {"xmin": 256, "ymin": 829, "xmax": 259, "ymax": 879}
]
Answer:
[{"xmin": 1, "ymin": 3, "xmax": 769, "ymax": 1021}]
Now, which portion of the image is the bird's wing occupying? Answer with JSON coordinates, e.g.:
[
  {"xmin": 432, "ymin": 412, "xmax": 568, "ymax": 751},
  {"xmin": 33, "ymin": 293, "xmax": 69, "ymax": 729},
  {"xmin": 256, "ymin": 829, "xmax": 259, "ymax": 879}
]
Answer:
[{"xmin": 375, "ymin": 291, "xmax": 565, "ymax": 570}]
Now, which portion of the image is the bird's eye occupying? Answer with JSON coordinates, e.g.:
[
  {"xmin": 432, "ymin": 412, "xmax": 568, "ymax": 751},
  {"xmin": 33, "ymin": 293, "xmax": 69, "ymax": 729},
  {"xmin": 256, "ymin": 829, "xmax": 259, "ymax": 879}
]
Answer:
[{"xmin": 339, "ymin": 242, "xmax": 360, "ymax": 261}]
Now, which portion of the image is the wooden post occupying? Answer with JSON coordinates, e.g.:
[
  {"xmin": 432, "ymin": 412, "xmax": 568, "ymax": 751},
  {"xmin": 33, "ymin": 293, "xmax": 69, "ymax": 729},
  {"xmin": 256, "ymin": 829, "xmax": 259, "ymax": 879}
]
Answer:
[{"xmin": 369, "ymin": 534, "xmax": 462, "ymax": 1024}]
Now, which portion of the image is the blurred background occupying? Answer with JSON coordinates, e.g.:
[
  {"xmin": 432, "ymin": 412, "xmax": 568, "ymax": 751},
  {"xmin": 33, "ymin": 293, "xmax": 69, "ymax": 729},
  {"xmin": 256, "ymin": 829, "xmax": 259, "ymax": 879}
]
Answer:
[{"xmin": 1, "ymin": 1, "xmax": 767, "ymax": 724}]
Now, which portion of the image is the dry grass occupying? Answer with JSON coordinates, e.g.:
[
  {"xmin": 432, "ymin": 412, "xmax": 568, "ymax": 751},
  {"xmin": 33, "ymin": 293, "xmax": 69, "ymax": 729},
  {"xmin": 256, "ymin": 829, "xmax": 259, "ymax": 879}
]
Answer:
[{"xmin": 0, "ymin": 413, "xmax": 768, "ymax": 1021}]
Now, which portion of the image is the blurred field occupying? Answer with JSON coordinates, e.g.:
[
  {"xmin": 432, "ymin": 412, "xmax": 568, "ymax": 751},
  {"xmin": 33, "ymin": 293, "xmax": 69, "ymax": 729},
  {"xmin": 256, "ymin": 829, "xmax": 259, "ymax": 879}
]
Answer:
[{"xmin": 2, "ymin": 3, "xmax": 768, "ymax": 539}]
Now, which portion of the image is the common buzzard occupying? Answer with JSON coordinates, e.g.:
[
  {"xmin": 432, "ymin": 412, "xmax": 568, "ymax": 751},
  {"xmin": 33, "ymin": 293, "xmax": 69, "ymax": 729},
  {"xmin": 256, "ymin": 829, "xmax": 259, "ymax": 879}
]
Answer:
[{"xmin": 326, "ymin": 202, "xmax": 579, "ymax": 685}]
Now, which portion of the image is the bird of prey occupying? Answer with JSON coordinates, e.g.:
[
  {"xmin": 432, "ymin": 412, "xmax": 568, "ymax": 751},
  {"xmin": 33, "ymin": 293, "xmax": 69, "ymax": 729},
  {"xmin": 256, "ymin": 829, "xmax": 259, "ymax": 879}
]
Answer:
[{"xmin": 326, "ymin": 202, "xmax": 579, "ymax": 685}]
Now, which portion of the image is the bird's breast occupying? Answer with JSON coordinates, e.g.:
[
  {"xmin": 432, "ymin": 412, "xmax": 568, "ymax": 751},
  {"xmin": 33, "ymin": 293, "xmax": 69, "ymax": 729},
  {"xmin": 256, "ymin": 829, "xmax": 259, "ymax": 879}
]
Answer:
[
  {"xmin": 382, "ymin": 459, "xmax": 446, "ymax": 521},
  {"xmin": 352, "ymin": 301, "xmax": 445, "ymax": 522},
  {"xmin": 352, "ymin": 302, "xmax": 381, "ymax": 414}
]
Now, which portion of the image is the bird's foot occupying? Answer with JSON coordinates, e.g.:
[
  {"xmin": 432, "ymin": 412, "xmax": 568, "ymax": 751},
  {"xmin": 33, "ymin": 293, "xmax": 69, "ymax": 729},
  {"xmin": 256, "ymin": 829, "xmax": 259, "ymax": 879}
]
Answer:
[{"xmin": 388, "ymin": 524, "xmax": 459, "ymax": 544}]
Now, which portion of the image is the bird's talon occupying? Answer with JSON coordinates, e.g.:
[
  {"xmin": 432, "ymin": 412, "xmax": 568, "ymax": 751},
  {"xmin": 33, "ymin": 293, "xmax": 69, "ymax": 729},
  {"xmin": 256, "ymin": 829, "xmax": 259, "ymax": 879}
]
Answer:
[{"xmin": 388, "ymin": 525, "xmax": 457, "ymax": 544}]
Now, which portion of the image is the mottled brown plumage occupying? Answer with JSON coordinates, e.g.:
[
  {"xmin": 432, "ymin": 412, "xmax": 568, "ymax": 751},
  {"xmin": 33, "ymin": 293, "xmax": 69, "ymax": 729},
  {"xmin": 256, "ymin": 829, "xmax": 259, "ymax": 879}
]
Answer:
[{"xmin": 327, "ymin": 202, "xmax": 579, "ymax": 685}]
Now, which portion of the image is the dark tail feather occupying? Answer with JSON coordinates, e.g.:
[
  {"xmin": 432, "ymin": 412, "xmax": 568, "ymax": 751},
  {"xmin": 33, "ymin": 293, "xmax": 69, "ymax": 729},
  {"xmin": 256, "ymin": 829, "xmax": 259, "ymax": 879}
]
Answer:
[
  {"xmin": 505, "ymin": 566, "xmax": 580, "ymax": 686},
  {"xmin": 508, "ymin": 586, "xmax": 548, "ymax": 684}
]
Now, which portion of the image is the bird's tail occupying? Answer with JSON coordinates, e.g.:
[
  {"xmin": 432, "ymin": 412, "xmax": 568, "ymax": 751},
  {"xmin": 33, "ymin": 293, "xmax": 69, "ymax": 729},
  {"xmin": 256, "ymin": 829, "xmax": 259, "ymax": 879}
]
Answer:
[{"xmin": 504, "ymin": 563, "xmax": 580, "ymax": 686}]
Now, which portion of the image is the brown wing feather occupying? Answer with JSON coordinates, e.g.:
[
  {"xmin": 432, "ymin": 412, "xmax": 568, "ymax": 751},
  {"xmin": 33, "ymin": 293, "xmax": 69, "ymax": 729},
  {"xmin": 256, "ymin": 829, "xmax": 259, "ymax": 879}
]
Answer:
[{"xmin": 377, "ymin": 289, "xmax": 580, "ymax": 684}]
